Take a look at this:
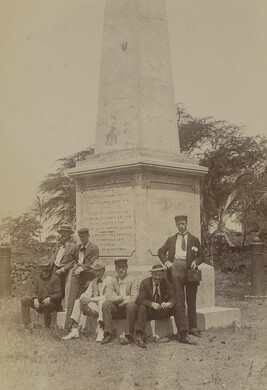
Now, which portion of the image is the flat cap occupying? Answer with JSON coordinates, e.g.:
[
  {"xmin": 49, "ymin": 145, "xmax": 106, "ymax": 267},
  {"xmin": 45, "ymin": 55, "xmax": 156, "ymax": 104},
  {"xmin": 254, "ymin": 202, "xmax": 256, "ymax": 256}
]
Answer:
[
  {"xmin": 78, "ymin": 228, "xmax": 89, "ymax": 235},
  {"xmin": 114, "ymin": 258, "xmax": 128, "ymax": 266},
  {"xmin": 174, "ymin": 215, "xmax": 188, "ymax": 222}
]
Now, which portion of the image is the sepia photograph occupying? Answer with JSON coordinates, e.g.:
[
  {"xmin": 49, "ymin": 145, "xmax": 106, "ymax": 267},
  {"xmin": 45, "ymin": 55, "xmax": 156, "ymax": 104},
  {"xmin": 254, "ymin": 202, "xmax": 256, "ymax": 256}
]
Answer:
[{"xmin": 0, "ymin": 0, "xmax": 266, "ymax": 389}]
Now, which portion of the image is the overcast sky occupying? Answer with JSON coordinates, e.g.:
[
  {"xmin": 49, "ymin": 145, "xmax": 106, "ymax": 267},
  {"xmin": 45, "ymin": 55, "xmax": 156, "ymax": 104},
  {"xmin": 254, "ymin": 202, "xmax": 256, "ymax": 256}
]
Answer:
[{"xmin": 0, "ymin": 0, "xmax": 266, "ymax": 218}]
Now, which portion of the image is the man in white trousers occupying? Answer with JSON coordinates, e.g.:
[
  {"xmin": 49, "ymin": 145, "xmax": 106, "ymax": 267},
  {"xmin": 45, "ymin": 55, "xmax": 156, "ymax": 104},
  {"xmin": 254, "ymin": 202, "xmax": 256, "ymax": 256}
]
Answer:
[{"xmin": 62, "ymin": 259, "xmax": 111, "ymax": 341}]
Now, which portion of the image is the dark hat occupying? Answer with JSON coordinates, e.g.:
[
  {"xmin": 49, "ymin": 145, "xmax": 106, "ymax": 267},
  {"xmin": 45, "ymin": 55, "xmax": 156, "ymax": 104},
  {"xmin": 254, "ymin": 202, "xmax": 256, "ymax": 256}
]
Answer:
[
  {"xmin": 114, "ymin": 258, "xmax": 128, "ymax": 267},
  {"xmin": 36, "ymin": 256, "xmax": 51, "ymax": 267},
  {"xmin": 150, "ymin": 263, "xmax": 166, "ymax": 272},
  {"xmin": 91, "ymin": 259, "xmax": 105, "ymax": 270},
  {"xmin": 78, "ymin": 228, "xmax": 89, "ymax": 235},
  {"xmin": 174, "ymin": 215, "xmax": 188, "ymax": 222},
  {"xmin": 57, "ymin": 225, "xmax": 74, "ymax": 234}
]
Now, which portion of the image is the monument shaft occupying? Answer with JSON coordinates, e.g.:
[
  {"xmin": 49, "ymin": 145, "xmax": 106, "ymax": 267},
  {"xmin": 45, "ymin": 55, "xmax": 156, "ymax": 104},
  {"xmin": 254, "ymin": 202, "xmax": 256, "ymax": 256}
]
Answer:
[{"xmin": 95, "ymin": 0, "xmax": 179, "ymax": 154}]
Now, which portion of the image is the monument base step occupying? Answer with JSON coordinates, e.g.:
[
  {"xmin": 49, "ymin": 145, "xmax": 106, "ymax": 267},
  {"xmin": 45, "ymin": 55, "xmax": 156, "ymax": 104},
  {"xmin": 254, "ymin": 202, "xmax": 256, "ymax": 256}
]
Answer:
[{"xmin": 36, "ymin": 306, "xmax": 240, "ymax": 335}]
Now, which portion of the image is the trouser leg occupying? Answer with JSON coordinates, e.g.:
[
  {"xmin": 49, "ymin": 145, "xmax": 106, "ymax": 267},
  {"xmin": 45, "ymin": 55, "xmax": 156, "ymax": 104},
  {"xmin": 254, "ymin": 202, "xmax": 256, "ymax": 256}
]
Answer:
[
  {"xmin": 125, "ymin": 302, "xmax": 138, "ymax": 337},
  {"xmin": 42, "ymin": 302, "xmax": 55, "ymax": 327},
  {"xmin": 70, "ymin": 299, "xmax": 82, "ymax": 325},
  {"xmin": 102, "ymin": 301, "xmax": 118, "ymax": 335},
  {"xmin": 186, "ymin": 283, "xmax": 198, "ymax": 330},
  {"xmin": 135, "ymin": 304, "xmax": 149, "ymax": 333},
  {"xmin": 172, "ymin": 274, "xmax": 188, "ymax": 331},
  {"xmin": 65, "ymin": 275, "xmax": 82, "ymax": 329},
  {"xmin": 21, "ymin": 296, "xmax": 34, "ymax": 325}
]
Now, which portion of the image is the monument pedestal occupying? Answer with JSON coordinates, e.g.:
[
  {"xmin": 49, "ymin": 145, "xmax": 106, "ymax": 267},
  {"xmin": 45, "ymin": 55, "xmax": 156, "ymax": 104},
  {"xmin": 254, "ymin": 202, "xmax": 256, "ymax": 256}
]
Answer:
[
  {"xmin": 67, "ymin": 153, "xmax": 240, "ymax": 331},
  {"xmin": 69, "ymin": 148, "xmax": 206, "ymax": 266}
]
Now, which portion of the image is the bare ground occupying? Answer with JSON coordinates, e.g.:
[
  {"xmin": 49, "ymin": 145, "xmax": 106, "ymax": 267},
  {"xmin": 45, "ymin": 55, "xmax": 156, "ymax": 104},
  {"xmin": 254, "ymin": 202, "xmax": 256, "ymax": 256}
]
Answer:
[{"xmin": 0, "ymin": 270, "xmax": 266, "ymax": 390}]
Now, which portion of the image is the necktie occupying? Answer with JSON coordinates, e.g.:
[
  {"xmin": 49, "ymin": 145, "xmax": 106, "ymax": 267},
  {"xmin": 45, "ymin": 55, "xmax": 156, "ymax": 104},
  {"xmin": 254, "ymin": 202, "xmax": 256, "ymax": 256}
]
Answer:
[
  {"xmin": 153, "ymin": 284, "xmax": 161, "ymax": 304},
  {"xmin": 80, "ymin": 246, "xmax": 86, "ymax": 252},
  {"xmin": 97, "ymin": 278, "xmax": 102, "ymax": 284},
  {"xmin": 180, "ymin": 234, "xmax": 186, "ymax": 251}
]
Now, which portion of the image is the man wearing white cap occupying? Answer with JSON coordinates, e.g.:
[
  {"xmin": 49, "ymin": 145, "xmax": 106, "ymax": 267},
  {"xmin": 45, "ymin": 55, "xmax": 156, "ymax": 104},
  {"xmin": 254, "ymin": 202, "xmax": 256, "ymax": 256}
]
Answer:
[
  {"xmin": 21, "ymin": 256, "xmax": 61, "ymax": 328},
  {"xmin": 158, "ymin": 215, "xmax": 204, "ymax": 338},
  {"xmin": 62, "ymin": 259, "xmax": 111, "ymax": 341}
]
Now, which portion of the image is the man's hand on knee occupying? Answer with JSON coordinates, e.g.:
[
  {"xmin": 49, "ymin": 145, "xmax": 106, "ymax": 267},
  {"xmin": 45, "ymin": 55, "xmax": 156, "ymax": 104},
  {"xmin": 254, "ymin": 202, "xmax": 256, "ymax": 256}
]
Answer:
[
  {"xmin": 33, "ymin": 299, "xmax": 40, "ymax": 309},
  {"xmin": 43, "ymin": 297, "xmax": 51, "ymax": 306},
  {"xmin": 151, "ymin": 302, "xmax": 161, "ymax": 311}
]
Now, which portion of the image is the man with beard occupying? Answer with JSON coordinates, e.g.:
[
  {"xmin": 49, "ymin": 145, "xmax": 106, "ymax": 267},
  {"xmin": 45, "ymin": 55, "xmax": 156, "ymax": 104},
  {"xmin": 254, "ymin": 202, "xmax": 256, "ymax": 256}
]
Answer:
[{"xmin": 21, "ymin": 256, "xmax": 61, "ymax": 328}]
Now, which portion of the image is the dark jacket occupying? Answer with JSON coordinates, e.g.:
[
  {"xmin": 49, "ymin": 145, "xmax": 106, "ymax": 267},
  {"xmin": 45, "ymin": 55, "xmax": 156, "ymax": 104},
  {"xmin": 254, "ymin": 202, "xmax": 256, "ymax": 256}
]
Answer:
[
  {"xmin": 136, "ymin": 277, "xmax": 176, "ymax": 307},
  {"xmin": 158, "ymin": 232, "xmax": 203, "ymax": 270},
  {"xmin": 51, "ymin": 241, "xmax": 77, "ymax": 273},
  {"xmin": 158, "ymin": 232, "xmax": 204, "ymax": 282},
  {"xmin": 32, "ymin": 271, "xmax": 61, "ymax": 302},
  {"xmin": 75, "ymin": 242, "xmax": 99, "ymax": 274}
]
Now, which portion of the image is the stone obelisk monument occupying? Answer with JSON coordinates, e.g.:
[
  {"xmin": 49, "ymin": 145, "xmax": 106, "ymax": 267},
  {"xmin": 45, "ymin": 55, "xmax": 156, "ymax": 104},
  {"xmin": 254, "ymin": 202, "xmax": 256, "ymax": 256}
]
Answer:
[
  {"xmin": 69, "ymin": 0, "xmax": 206, "ymax": 263},
  {"xmin": 68, "ymin": 0, "xmax": 240, "ymax": 330}
]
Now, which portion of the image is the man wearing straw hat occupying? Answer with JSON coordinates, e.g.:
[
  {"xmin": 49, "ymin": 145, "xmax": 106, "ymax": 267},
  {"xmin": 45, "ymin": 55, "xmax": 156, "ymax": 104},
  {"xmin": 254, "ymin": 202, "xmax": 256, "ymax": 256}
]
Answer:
[
  {"xmin": 51, "ymin": 225, "xmax": 77, "ymax": 309},
  {"xmin": 62, "ymin": 259, "xmax": 111, "ymax": 342},
  {"xmin": 135, "ymin": 263, "xmax": 195, "ymax": 348},
  {"xmin": 21, "ymin": 256, "xmax": 61, "ymax": 328}
]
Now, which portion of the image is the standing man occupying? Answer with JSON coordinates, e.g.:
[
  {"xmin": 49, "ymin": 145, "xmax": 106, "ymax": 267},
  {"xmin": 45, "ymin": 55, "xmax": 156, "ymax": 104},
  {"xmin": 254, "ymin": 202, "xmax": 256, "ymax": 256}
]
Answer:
[
  {"xmin": 51, "ymin": 225, "xmax": 77, "ymax": 310},
  {"xmin": 135, "ymin": 264, "xmax": 195, "ymax": 348},
  {"xmin": 62, "ymin": 259, "xmax": 112, "ymax": 341},
  {"xmin": 21, "ymin": 256, "xmax": 61, "ymax": 328},
  {"xmin": 158, "ymin": 215, "xmax": 204, "ymax": 337},
  {"xmin": 101, "ymin": 259, "xmax": 139, "ymax": 345},
  {"xmin": 65, "ymin": 228, "xmax": 99, "ymax": 329}
]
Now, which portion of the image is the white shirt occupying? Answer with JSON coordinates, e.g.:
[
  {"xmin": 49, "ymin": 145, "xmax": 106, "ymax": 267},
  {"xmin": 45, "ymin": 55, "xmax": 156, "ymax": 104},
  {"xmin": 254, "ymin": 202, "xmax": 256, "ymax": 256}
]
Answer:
[
  {"xmin": 175, "ymin": 232, "xmax": 188, "ymax": 260},
  {"xmin": 118, "ymin": 278, "xmax": 127, "ymax": 297},
  {"xmin": 54, "ymin": 245, "xmax": 65, "ymax": 267},
  {"xmin": 78, "ymin": 243, "xmax": 89, "ymax": 265}
]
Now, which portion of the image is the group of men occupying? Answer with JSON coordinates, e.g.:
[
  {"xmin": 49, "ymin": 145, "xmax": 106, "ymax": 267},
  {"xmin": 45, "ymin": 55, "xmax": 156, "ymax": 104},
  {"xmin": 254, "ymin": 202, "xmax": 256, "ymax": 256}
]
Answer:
[{"xmin": 21, "ymin": 215, "xmax": 204, "ymax": 348}]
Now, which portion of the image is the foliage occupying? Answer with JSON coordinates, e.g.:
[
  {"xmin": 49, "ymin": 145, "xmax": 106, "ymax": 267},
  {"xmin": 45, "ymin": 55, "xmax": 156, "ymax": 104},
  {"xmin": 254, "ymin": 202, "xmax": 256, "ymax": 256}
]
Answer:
[
  {"xmin": 0, "ymin": 213, "xmax": 42, "ymax": 250},
  {"xmin": 177, "ymin": 104, "xmax": 267, "ymax": 256},
  {"xmin": 38, "ymin": 147, "xmax": 94, "ymax": 231}
]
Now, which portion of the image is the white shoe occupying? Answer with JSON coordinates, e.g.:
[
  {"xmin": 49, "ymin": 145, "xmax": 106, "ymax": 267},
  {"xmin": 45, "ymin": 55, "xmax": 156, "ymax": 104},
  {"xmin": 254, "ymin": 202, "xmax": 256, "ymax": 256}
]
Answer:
[
  {"xmin": 95, "ymin": 327, "xmax": 104, "ymax": 342},
  {"xmin": 62, "ymin": 328, "xmax": 79, "ymax": 340}
]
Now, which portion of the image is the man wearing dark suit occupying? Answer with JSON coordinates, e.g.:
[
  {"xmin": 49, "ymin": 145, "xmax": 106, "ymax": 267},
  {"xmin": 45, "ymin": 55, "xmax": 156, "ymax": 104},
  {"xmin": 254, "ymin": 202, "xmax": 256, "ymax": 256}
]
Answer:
[
  {"xmin": 65, "ymin": 228, "xmax": 99, "ymax": 329},
  {"xmin": 158, "ymin": 215, "xmax": 204, "ymax": 338},
  {"xmin": 135, "ymin": 264, "xmax": 195, "ymax": 348},
  {"xmin": 51, "ymin": 225, "xmax": 77, "ymax": 309},
  {"xmin": 21, "ymin": 256, "xmax": 61, "ymax": 328}
]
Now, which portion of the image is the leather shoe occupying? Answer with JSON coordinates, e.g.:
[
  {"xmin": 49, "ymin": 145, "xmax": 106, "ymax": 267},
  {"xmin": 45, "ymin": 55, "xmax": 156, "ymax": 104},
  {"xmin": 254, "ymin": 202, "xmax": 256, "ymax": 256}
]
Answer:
[
  {"xmin": 189, "ymin": 328, "xmax": 201, "ymax": 338},
  {"xmin": 119, "ymin": 335, "xmax": 134, "ymax": 345},
  {"xmin": 179, "ymin": 334, "xmax": 197, "ymax": 345},
  {"xmin": 101, "ymin": 334, "xmax": 113, "ymax": 345},
  {"xmin": 136, "ymin": 335, "xmax": 146, "ymax": 349}
]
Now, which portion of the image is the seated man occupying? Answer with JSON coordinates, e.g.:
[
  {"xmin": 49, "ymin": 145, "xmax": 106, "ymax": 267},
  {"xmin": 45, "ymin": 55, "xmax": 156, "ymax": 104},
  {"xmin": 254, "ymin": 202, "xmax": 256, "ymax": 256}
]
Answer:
[
  {"xmin": 21, "ymin": 256, "xmax": 61, "ymax": 328},
  {"xmin": 62, "ymin": 259, "xmax": 111, "ymax": 341},
  {"xmin": 135, "ymin": 264, "xmax": 196, "ymax": 348},
  {"xmin": 101, "ymin": 259, "xmax": 139, "ymax": 345},
  {"xmin": 65, "ymin": 228, "xmax": 99, "ymax": 329}
]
